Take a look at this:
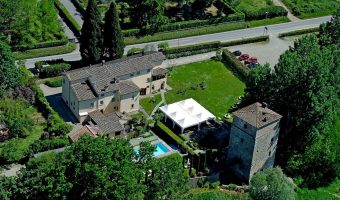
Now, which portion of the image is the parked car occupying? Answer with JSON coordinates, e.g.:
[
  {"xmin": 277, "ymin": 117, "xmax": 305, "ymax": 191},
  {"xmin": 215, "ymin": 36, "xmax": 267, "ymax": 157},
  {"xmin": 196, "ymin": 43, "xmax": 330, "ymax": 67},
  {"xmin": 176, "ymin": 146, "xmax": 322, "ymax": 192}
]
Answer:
[
  {"xmin": 245, "ymin": 56, "xmax": 258, "ymax": 64},
  {"xmin": 233, "ymin": 50, "xmax": 242, "ymax": 56},
  {"xmin": 247, "ymin": 62, "xmax": 259, "ymax": 69},
  {"xmin": 238, "ymin": 54, "xmax": 249, "ymax": 61}
]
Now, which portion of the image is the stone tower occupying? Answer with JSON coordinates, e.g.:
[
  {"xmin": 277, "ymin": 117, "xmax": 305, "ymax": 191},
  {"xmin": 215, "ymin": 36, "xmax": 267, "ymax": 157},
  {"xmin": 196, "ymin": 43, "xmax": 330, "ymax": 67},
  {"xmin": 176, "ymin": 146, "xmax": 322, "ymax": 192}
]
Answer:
[{"xmin": 227, "ymin": 102, "xmax": 282, "ymax": 183}]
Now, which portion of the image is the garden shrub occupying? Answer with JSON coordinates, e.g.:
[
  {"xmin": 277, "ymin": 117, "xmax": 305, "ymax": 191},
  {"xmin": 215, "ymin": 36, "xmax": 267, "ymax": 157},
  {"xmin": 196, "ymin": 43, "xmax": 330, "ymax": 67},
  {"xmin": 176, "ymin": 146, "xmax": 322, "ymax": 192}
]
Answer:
[
  {"xmin": 220, "ymin": 35, "xmax": 269, "ymax": 47},
  {"xmin": 39, "ymin": 63, "xmax": 71, "ymax": 78},
  {"xmin": 245, "ymin": 6, "xmax": 288, "ymax": 20},
  {"xmin": 164, "ymin": 41, "xmax": 221, "ymax": 55},
  {"xmin": 31, "ymin": 137, "xmax": 69, "ymax": 153},
  {"xmin": 122, "ymin": 29, "xmax": 140, "ymax": 37},
  {"xmin": 45, "ymin": 78, "xmax": 62, "ymax": 88},
  {"xmin": 278, "ymin": 27, "xmax": 319, "ymax": 38},
  {"xmin": 222, "ymin": 49, "xmax": 249, "ymax": 81},
  {"xmin": 11, "ymin": 39, "xmax": 68, "ymax": 51},
  {"xmin": 210, "ymin": 181, "xmax": 220, "ymax": 189}
]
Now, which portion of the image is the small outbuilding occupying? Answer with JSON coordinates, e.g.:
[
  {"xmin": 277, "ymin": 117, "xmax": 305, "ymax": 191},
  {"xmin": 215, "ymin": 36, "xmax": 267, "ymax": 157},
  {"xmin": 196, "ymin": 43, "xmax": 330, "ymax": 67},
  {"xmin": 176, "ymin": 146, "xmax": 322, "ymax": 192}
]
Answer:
[{"xmin": 159, "ymin": 98, "xmax": 216, "ymax": 133}]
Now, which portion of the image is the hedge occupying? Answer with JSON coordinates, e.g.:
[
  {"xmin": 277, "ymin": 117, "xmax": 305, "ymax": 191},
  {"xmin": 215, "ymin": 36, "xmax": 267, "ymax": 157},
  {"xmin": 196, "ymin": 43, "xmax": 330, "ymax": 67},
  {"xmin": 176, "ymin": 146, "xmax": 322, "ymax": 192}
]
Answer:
[
  {"xmin": 31, "ymin": 84, "xmax": 72, "ymax": 136},
  {"xmin": 164, "ymin": 36, "xmax": 269, "ymax": 59},
  {"xmin": 245, "ymin": 6, "xmax": 288, "ymax": 20},
  {"xmin": 126, "ymin": 47, "xmax": 144, "ymax": 56},
  {"xmin": 45, "ymin": 77, "xmax": 63, "ymax": 88},
  {"xmin": 39, "ymin": 63, "xmax": 71, "ymax": 78},
  {"xmin": 278, "ymin": 27, "xmax": 319, "ymax": 38},
  {"xmin": 220, "ymin": 35, "xmax": 269, "ymax": 47},
  {"xmin": 12, "ymin": 39, "xmax": 68, "ymax": 51},
  {"xmin": 31, "ymin": 137, "xmax": 69, "ymax": 154},
  {"xmin": 222, "ymin": 49, "xmax": 249, "ymax": 81},
  {"xmin": 55, "ymin": 0, "xmax": 81, "ymax": 36}
]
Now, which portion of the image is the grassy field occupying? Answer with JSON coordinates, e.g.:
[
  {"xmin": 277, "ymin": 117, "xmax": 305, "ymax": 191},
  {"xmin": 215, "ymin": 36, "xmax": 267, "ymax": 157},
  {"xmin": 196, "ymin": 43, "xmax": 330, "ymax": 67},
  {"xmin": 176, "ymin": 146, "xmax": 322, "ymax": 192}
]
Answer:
[
  {"xmin": 13, "ymin": 42, "xmax": 77, "ymax": 60},
  {"xmin": 231, "ymin": 0, "xmax": 274, "ymax": 13},
  {"xmin": 124, "ymin": 17, "xmax": 289, "ymax": 45},
  {"xmin": 282, "ymin": 0, "xmax": 338, "ymax": 18},
  {"xmin": 140, "ymin": 94, "xmax": 162, "ymax": 115},
  {"xmin": 165, "ymin": 60, "xmax": 245, "ymax": 118},
  {"xmin": 297, "ymin": 179, "xmax": 340, "ymax": 200}
]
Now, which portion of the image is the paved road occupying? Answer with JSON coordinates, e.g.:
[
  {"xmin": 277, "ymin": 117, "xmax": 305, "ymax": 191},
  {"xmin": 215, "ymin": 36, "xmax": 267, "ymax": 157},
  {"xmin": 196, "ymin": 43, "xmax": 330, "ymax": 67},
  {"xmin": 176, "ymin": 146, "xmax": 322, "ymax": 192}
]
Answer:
[
  {"xmin": 24, "ymin": 16, "xmax": 331, "ymax": 68},
  {"xmin": 60, "ymin": 0, "xmax": 83, "ymax": 26}
]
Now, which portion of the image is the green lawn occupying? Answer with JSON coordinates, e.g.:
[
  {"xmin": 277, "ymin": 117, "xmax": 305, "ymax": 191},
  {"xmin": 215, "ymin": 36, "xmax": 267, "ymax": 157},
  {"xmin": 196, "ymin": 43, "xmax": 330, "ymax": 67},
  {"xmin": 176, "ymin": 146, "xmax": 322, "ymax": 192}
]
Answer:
[
  {"xmin": 140, "ymin": 94, "xmax": 163, "ymax": 115},
  {"xmin": 13, "ymin": 42, "xmax": 76, "ymax": 60},
  {"xmin": 297, "ymin": 179, "xmax": 340, "ymax": 200},
  {"xmin": 165, "ymin": 60, "xmax": 245, "ymax": 118},
  {"xmin": 231, "ymin": 0, "xmax": 274, "ymax": 13},
  {"xmin": 282, "ymin": 0, "xmax": 338, "ymax": 18}
]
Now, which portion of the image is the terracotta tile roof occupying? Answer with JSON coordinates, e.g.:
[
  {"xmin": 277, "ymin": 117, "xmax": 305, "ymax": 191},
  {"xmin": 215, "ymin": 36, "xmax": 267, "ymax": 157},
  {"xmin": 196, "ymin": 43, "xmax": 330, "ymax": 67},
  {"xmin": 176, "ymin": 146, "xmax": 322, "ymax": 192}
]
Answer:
[
  {"xmin": 88, "ymin": 110, "xmax": 124, "ymax": 134},
  {"xmin": 233, "ymin": 102, "xmax": 282, "ymax": 128},
  {"xmin": 68, "ymin": 125, "xmax": 101, "ymax": 142}
]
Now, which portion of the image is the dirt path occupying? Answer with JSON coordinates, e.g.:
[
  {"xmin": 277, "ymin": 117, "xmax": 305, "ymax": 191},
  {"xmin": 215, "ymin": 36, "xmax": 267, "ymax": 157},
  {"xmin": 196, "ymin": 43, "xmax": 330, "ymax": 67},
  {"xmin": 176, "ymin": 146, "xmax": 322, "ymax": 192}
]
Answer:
[{"xmin": 272, "ymin": 0, "xmax": 300, "ymax": 22}]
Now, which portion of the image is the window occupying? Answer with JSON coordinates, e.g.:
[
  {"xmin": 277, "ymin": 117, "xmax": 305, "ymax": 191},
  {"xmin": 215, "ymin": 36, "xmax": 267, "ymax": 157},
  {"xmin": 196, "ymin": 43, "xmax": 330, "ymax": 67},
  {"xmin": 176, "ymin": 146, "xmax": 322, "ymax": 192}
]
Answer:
[
  {"xmin": 90, "ymin": 102, "xmax": 94, "ymax": 108},
  {"xmin": 270, "ymin": 137, "xmax": 274, "ymax": 145},
  {"xmin": 132, "ymin": 95, "xmax": 134, "ymax": 99},
  {"xmin": 244, "ymin": 124, "xmax": 248, "ymax": 129},
  {"xmin": 130, "ymin": 73, "xmax": 134, "ymax": 77},
  {"xmin": 100, "ymin": 100, "xmax": 104, "ymax": 105},
  {"xmin": 269, "ymin": 150, "xmax": 272, "ymax": 156},
  {"xmin": 101, "ymin": 94, "xmax": 104, "ymax": 97},
  {"xmin": 241, "ymin": 138, "xmax": 244, "ymax": 143},
  {"xmin": 112, "ymin": 97, "xmax": 115, "ymax": 102},
  {"xmin": 147, "ymin": 69, "xmax": 151, "ymax": 73},
  {"xmin": 152, "ymin": 85, "xmax": 155, "ymax": 90},
  {"xmin": 131, "ymin": 104, "xmax": 134, "ymax": 108},
  {"xmin": 137, "ymin": 71, "xmax": 140, "ymax": 75},
  {"xmin": 116, "ymin": 131, "xmax": 121, "ymax": 136}
]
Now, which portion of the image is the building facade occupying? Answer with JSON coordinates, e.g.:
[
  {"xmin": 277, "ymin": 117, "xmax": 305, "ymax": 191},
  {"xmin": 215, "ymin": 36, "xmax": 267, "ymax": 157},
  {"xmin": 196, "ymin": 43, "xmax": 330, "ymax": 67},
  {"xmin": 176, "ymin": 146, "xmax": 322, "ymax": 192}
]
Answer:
[
  {"xmin": 62, "ymin": 52, "xmax": 167, "ymax": 122},
  {"xmin": 227, "ymin": 102, "xmax": 282, "ymax": 183}
]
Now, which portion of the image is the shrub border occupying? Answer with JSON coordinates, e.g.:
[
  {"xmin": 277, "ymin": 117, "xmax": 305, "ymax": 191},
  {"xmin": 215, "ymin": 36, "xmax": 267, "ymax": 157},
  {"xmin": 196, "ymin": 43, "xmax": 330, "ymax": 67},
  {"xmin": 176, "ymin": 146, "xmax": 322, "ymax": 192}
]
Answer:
[
  {"xmin": 278, "ymin": 27, "xmax": 319, "ymax": 38},
  {"xmin": 222, "ymin": 49, "xmax": 250, "ymax": 81}
]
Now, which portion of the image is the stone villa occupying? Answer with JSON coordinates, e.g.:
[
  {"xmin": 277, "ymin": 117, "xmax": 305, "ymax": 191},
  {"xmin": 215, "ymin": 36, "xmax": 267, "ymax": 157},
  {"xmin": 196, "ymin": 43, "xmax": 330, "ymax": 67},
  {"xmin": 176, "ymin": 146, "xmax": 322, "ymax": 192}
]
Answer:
[
  {"xmin": 62, "ymin": 52, "xmax": 167, "ymax": 124},
  {"xmin": 227, "ymin": 102, "xmax": 282, "ymax": 183}
]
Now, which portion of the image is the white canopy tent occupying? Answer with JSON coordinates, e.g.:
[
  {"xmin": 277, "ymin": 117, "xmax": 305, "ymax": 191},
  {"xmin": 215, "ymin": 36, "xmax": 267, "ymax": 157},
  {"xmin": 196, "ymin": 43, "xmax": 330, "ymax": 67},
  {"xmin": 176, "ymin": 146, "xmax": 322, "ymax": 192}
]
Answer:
[{"xmin": 159, "ymin": 98, "xmax": 216, "ymax": 133}]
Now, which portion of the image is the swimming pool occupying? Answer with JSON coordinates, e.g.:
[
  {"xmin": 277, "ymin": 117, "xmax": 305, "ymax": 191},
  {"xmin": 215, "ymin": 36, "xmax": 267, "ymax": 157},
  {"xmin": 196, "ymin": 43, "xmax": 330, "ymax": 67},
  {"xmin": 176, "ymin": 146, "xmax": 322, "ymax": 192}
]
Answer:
[{"xmin": 134, "ymin": 142, "xmax": 171, "ymax": 157}]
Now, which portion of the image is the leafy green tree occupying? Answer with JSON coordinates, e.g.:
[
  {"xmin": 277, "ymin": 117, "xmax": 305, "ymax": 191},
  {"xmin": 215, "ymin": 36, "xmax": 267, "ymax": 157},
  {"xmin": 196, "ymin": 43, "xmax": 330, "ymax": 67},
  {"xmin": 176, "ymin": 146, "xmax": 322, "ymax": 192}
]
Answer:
[
  {"xmin": 103, "ymin": 2, "xmax": 125, "ymax": 60},
  {"xmin": 244, "ymin": 34, "xmax": 339, "ymax": 188},
  {"xmin": 145, "ymin": 154, "xmax": 189, "ymax": 200},
  {"xmin": 80, "ymin": 0, "xmax": 103, "ymax": 65},
  {"xmin": 319, "ymin": 9, "xmax": 340, "ymax": 47},
  {"xmin": 0, "ymin": 176, "xmax": 16, "ymax": 200},
  {"xmin": 249, "ymin": 167, "xmax": 295, "ymax": 200},
  {"xmin": 0, "ymin": 39, "xmax": 21, "ymax": 96},
  {"xmin": 127, "ymin": 0, "xmax": 169, "ymax": 33}
]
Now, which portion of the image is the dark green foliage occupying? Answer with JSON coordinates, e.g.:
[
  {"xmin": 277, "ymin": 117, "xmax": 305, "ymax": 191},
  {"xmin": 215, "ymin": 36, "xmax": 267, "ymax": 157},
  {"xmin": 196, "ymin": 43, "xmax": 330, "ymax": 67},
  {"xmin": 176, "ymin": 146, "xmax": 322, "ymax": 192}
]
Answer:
[
  {"xmin": 319, "ymin": 9, "xmax": 340, "ymax": 46},
  {"xmin": 103, "ymin": 2, "xmax": 125, "ymax": 60},
  {"xmin": 39, "ymin": 63, "xmax": 71, "ymax": 78},
  {"xmin": 145, "ymin": 154, "xmax": 189, "ymax": 199},
  {"xmin": 220, "ymin": 35, "xmax": 269, "ymax": 47},
  {"xmin": 11, "ymin": 39, "xmax": 68, "ymax": 51},
  {"xmin": 31, "ymin": 137, "xmax": 69, "ymax": 153},
  {"xmin": 0, "ymin": 176, "xmax": 16, "ymax": 200},
  {"xmin": 246, "ymin": 6, "xmax": 287, "ymax": 20},
  {"xmin": 0, "ymin": 39, "xmax": 22, "ymax": 96},
  {"xmin": 127, "ymin": 47, "xmax": 144, "ymax": 56},
  {"xmin": 80, "ymin": 0, "xmax": 103, "ymax": 65},
  {"xmin": 249, "ymin": 167, "xmax": 296, "ymax": 200},
  {"xmin": 244, "ymin": 34, "xmax": 339, "ymax": 188},
  {"xmin": 164, "ymin": 41, "xmax": 221, "ymax": 55},
  {"xmin": 44, "ymin": 78, "xmax": 62, "ymax": 88},
  {"xmin": 282, "ymin": 0, "xmax": 339, "ymax": 17},
  {"xmin": 221, "ymin": 49, "xmax": 250, "ymax": 81}
]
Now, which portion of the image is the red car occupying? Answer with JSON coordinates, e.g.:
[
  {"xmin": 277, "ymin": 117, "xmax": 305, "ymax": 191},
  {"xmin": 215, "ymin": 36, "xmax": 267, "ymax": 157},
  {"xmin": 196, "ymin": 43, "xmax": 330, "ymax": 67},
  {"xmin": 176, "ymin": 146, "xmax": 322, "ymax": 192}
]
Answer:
[
  {"xmin": 238, "ymin": 54, "xmax": 249, "ymax": 61},
  {"xmin": 245, "ymin": 56, "xmax": 258, "ymax": 64}
]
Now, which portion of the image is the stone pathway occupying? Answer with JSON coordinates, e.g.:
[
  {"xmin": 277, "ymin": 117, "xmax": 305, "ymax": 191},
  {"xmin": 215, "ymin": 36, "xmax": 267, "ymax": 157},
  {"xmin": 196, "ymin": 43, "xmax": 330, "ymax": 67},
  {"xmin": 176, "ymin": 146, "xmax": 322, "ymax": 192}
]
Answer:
[
  {"xmin": 272, "ymin": 0, "xmax": 300, "ymax": 22},
  {"xmin": 150, "ymin": 92, "xmax": 166, "ymax": 118}
]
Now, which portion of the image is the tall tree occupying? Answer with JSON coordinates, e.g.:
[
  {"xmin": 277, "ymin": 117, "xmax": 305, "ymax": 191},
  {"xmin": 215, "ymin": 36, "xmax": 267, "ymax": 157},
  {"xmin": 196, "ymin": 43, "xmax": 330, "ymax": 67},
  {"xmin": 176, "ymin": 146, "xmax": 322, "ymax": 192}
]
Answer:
[
  {"xmin": 103, "ymin": 2, "xmax": 125, "ymax": 60},
  {"xmin": 319, "ymin": 9, "xmax": 340, "ymax": 47},
  {"xmin": 244, "ymin": 34, "xmax": 339, "ymax": 188},
  {"xmin": 0, "ymin": 38, "xmax": 21, "ymax": 96},
  {"xmin": 249, "ymin": 167, "xmax": 296, "ymax": 200},
  {"xmin": 80, "ymin": 0, "xmax": 103, "ymax": 65}
]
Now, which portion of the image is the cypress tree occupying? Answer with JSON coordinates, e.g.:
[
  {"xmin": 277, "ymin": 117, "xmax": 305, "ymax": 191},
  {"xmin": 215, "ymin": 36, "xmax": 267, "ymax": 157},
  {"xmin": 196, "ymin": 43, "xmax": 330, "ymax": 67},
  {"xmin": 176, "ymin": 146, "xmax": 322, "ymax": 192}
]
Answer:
[
  {"xmin": 103, "ymin": 2, "xmax": 125, "ymax": 60},
  {"xmin": 80, "ymin": 0, "xmax": 102, "ymax": 65}
]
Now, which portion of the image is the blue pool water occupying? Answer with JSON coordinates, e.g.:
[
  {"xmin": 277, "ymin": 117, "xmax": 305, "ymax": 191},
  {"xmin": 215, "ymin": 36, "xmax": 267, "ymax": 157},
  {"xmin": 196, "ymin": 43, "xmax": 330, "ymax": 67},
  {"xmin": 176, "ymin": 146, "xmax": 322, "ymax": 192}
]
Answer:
[{"xmin": 135, "ymin": 142, "xmax": 170, "ymax": 157}]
